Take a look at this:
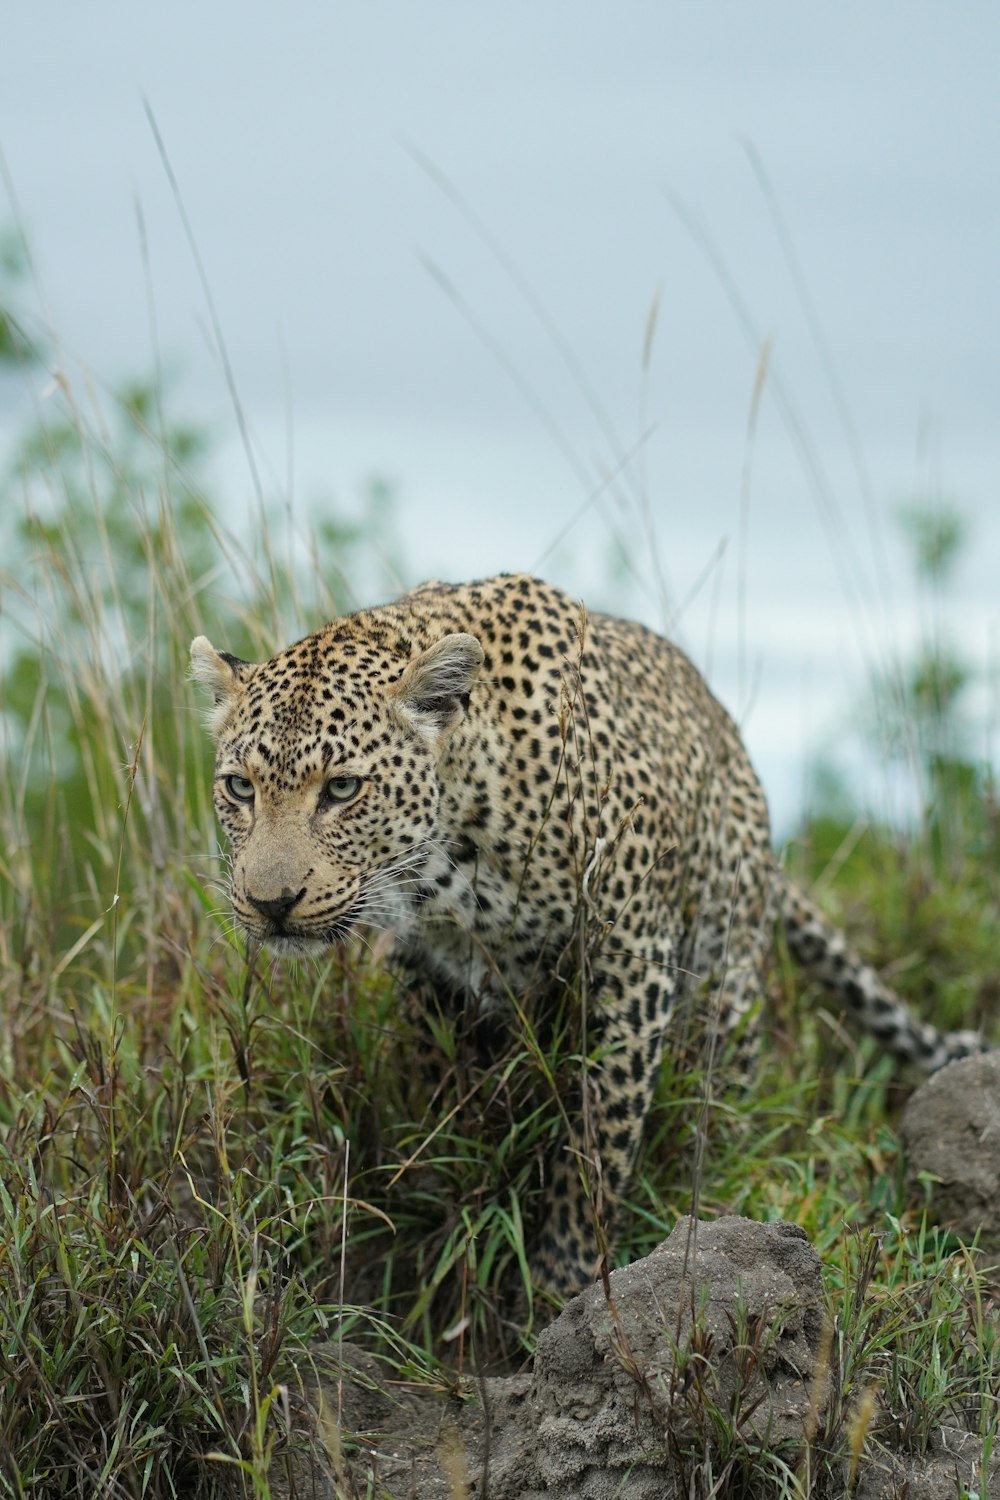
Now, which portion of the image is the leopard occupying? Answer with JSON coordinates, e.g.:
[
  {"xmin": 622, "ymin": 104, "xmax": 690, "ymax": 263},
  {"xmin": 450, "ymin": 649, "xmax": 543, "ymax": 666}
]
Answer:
[{"xmin": 191, "ymin": 573, "xmax": 985, "ymax": 1296}]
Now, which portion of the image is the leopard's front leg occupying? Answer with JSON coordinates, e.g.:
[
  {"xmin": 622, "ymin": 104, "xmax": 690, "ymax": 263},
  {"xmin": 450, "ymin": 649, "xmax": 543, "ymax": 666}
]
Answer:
[{"xmin": 531, "ymin": 943, "xmax": 678, "ymax": 1298}]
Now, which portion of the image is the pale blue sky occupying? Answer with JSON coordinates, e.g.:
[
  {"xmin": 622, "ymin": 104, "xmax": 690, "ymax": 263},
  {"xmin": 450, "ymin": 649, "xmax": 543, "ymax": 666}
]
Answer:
[{"xmin": 2, "ymin": 3, "xmax": 997, "ymax": 828}]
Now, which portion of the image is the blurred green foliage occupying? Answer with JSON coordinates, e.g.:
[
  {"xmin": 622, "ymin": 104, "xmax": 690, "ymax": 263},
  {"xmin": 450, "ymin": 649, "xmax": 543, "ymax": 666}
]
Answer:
[{"xmin": 793, "ymin": 500, "xmax": 998, "ymax": 1032}]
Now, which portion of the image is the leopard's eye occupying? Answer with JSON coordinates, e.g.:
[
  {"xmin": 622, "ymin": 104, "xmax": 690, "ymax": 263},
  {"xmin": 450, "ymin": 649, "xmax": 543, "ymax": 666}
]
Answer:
[
  {"xmin": 225, "ymin": 774, "xmax": 255, "ymax": 803},
  {"xmin": 323, "ymin": 775, "xmax": 362, "ymax": 805}
]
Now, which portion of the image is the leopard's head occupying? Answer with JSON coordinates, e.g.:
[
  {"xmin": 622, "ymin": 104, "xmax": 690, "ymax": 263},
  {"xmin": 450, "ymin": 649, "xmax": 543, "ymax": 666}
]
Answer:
[{"xmin": 190, "ymin": 624, "xmax": 483, "ymax": 953}]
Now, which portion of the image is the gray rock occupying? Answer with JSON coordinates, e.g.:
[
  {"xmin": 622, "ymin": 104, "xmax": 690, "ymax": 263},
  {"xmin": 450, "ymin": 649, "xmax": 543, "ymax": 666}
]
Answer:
[{"xmin": 901, "ymin": 1051, "xmax": 1000, "ymax": 1244}]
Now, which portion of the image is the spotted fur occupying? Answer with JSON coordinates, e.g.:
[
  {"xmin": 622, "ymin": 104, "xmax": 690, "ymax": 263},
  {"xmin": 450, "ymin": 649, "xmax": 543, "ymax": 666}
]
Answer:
[{"xmin": 191, "ymin": 574, "xmax": 984, "ymax": 1293}]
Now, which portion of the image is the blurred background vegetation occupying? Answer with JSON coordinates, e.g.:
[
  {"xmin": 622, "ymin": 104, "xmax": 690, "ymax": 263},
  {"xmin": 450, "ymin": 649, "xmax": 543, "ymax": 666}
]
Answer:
[
  {"xmin": 791, "ymin": 495, "xmax": 998, "ymax": 1034},
  {"xmin": 1, "ymin": 230, "xmax": 403, "ymax": 980}
]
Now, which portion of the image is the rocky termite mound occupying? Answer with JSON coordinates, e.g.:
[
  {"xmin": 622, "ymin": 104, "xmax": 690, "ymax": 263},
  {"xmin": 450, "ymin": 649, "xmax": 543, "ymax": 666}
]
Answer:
[
  {"xmin": 901, "ymin": 1050, "xmax": 1000, "ymax": 1245},
  {"xmin": 478, "ymin": 1215, "xmax": 827, "ymax": 1499}
]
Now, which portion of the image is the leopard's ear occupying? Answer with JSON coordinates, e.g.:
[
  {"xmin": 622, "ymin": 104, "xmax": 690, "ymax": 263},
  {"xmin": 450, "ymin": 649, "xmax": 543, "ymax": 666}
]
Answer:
[
  {"xmin": 390, "ymin": 633, "xmax": 484, "ymax": 740},
  {"xmin": 189, "ymin": 637, "xmax": 255, "ymax": 736}
]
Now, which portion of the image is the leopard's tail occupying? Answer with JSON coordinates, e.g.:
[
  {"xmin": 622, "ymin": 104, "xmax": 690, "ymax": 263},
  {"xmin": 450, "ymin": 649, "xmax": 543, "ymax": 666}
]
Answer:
[{"xmin": 777, "ymin": 876, "xmax": 985, "ymax": 1072}]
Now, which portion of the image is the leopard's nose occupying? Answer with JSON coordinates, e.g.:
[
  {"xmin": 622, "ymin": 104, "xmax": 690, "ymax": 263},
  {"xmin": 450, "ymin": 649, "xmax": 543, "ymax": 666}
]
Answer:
[{"xmin": 246, "ymin": 887, "xmax": 306, "ymax": 921}]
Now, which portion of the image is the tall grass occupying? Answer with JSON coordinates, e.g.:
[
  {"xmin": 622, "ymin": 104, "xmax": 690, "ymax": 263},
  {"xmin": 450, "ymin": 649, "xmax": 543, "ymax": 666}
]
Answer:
[{"xmin": 0, "ymin": 335, "xmax": 422, "ymax": 1493}]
